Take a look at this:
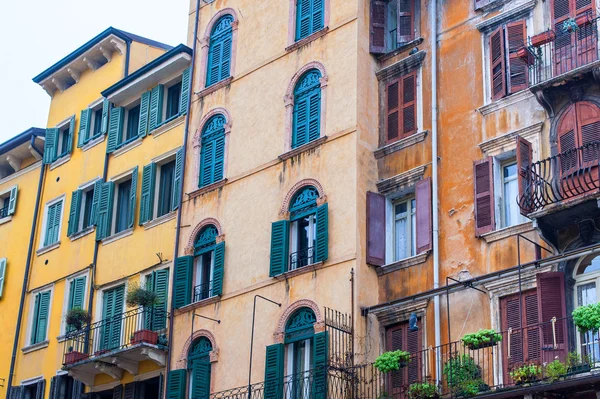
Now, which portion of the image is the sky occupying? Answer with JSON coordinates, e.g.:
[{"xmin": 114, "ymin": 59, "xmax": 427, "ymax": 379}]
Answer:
[{"xmin": 0, "ymin": 0, "xmax": 189, "ymax": 143}]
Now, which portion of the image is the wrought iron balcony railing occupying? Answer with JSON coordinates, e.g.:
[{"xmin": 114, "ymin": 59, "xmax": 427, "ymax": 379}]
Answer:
[
  {"xmin": 62, "ymin": 306, "xmax": 168, "ymax": 366},
  {"xmin": 526, "ymin": 13, "xmax": 599, "ymax": 86},
  {"xmin": 290, "ymin": 247, "xmax": 314, "ymax": 270},
  {"xmin": 193, "ymin": 281, "xmax": 215, "ymax": 303},
  {"xmin": 518, "ymin": 142, "xmax": 600, "ymax": 214}
]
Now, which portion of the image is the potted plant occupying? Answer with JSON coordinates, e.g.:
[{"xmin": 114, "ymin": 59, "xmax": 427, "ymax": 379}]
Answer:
[
  {"xmin": 562, "ymin": 18, "xmax": 579, "ymax": 33},
  {"xmin": 567, "ymin": 352, "xmax": 592, "ymax": 374},
  {"xmin": 407, "ymin": 382, "xmax": 438, "ymax": 399},
  {"xmin": 65, "ymin": 307, "xmax": 91, "ymax": 331},
  {"xmin": 126, "ymin": 283, "xmax": 160, "ymax": 345},
  {"xmin": 374, "ymin": 350, "xmax": 412, "ymax": 373},
  {"xmin": 572, "ymin": 303, "xmax": 600, "ymax": 333},
  {"xmin": 461, "ymin": 329, "xmax": 502, "ymax": 350},
  {"xmin": 544, "ymin": 359, "xmax": 568, "ymax": 382},
  {"xmin": 64, "ymin": 346, "xmax": 88, "ymax": 365},
  {"xmin": 517, "ymin": 47, "xmax": 536, "ymax": 66},
  {"xmin": 443, "ymin": 355, "xmax": 489, "ymax": 397},
  {"xmin": 531, "ymin": 30, "xmax": 556, "ymax": 47},
  {"xmin": 509, "ymin": 364, "xmax": 541, "ymax": 385}
]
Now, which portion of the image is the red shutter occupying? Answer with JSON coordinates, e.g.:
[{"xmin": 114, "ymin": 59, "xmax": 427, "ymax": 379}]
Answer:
[
  {"xmin": 490, "ymin": 26, "xmax": 507, "ymax": 100},
  {"xmin": 370, "ymin": 0, "xmax": 387, "ymax": 54},
  {"xmin": 401, "ymin": 73, "xmax": 417, "ymax": 137},
  {"xmin": 406, "ymin": 321, "xmax": 422, "ymax": 385},
  {"xmin": 386, "ymin": 323, "xmax": 405, "ymax": 390},
  {"xmin": 516, "ymin": 136, "xmax": 533, "ymax": 216},
  {"xmin": 576, "ymin": 102, "xmax": 600, "ymax": 166},
  {"xmin": 506, "ymin": 21, "xmax": 528, "ymax": 93},
  {"xmin": 367, "ymin": 191, "xmax": 386, "ymax": 266},
  {"xmin": 552, "ymin": 0, "xmax": 575, "ymax": 74},
  {"xmin": 415, "ymin": 178, "xmax": 432, "ymax": 253},
  {"xmin": 473, "ymin": 158, "xmax": 495, "ymax": 236},
  {"xmin": 385, "ymin": 320, "xmax": 422, "ymax": 393},
  {"xmin": 386, "ymin": 80, "xmax": 401, "ymax": 143},
  {"xmin": 536, "ymin": 273, "xmax": 567, "ymax": 355},
  {"xmin": 557, "ymin": 105, "xmax": 577, "ymax": 173},
  {"xmin": 398, "ymin": 0, "xmax": 414, "ymax": 43}
]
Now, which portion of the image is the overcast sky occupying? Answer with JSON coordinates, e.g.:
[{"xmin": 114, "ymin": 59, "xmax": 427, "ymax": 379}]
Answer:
[{"xmin": 0, "ymin": 0, "xmax": 189, "ymax": 143}]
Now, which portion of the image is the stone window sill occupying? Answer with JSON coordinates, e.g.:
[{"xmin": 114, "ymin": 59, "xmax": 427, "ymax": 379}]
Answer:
[
  {"xmin": 176, "ymin": 295, "xmax": 220, "ymax": 314},
  {"xmin": 21, "ymin": 340, "xmax": 49, "ymax": 354},
  {"xmin": 151, "ymin": 114, "xmax": 185, "ymax": 139},
  {"xmin": 480, "ymin": 222, "xmax": 534, "ymax": 243},
  {"xmin": 101, "ymin": 228, "xmax": 133, "ymax": 246},
  {"xmin": 279, "ymin": 137, "xmax": 327, "ymax": 161},
  {"xmin": 377, "ymin": 37, "xmax": 424, "ymax": 62},
  {"xmin": 143, "ymin": 212, "xmax": 176, "ymax": 230},
  {"xmin": 69, "ymin": 226, "xmax": 95, "ymax": 241},
  {"xmin": 50, "ymin": 154, "xmax": 71, "ymax": 170},
  {"xmin": 188, "ymin": 179, "xmax": 228, "ymax": 200},
  {"xmin": 274, "ymin": 262, "xmax": 325, "ymax": 280},
  {"xmin": 374, "ymin": 131, "xmax": 428, "ymax": 159},
  {"xmin": 0, "ymin": 215, "xmax": 12, "ymax": 226},
  {"xmin": 196, "ymin": 77, "xmax": 233, "ymax": 98},
  {"xmin": 376, "ymin": 251, "xmax": 430, "ymax": 276},
  {"xmin": 81, "ymin": 135, "xmax": 106, "ymax": 152},
  {"xmin": 113, "ymin": 137, "xmax": 143, "ymax": 158},
  {"xmin": 286, "ymin": 28, "xmax": 329, "ymax": 52},
  {"xmin": 36, "ymin": 241, "xmax": 60, "ymax": 256},
  {"xmin": 478, "ymin": 90, "xmax": 534, "ymax": 116}
]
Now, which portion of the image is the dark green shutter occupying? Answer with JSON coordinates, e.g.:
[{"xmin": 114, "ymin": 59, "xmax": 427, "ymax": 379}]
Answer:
[
  {"xmin": 269, "ymin": 221, "xmax": 289, "ymax": 277},
  {"xmin": 107, "ymin": 107, "xmax": 124, "ymax": 153},
  {"xmin": 96, "ymin": 182, "xmax": 115, "ymax": 241},
  {"xmin": 43, "ymin": 128, "xmax": 58, "ymax": 164},
  {"xmin": 206, "ymin": 41, "xmax": 222, "ymax": 87},
  {"xmin": 101, "ymin": 99, "xmax": 111, "ymax": 134},
  {"xmin": 264, "ymin": 344, "xmax": 284, "ymax": 399},
  {"xmin": 0, "ymin": 258, "xmax": 6, "ymax": 298},
  {"xmin": 212, "ymin": 242, "xmax": 225, "ymax": 296},
  {"xmin": 199, "ymin": 139, "xmax": 214, "ymax": 187},
  {"xmin": 123, "ymin": 383, "xmax": 136, "ymax": 399},
  {"xmin": 179, "ymin": 67, "xmax": 191, "ymax": 114},
  {"xmin": 7, "ymin": 185, "xmax": 17, "ymax": 216},
  {"xmin": 44, "ymin": 204, "xmax": 56, "ymax": 247},
  {"xmin": 35, "ymin": 380, "xmax": 46, "ymax": 399},
  {"xmin": 30, "ymin": 293, "xmax": 40, "ymax": 344},
  {"xmin": 315, "ymin": 203, "xmax": 328, "ymax": 263},
  {"xmin": 35, "ymin": 291, "xmax": 51, "ymax": 344},
  {"xmin": 312, "ymin": 331, "xmax": 329, "ymax": 399},
  {"xmin": 138, "ymin": 91, "xmax": 151, "ymax": 138},
  {"xmin": 173, "ymin": 256, "xmax": 193, "ymax": 309},
  {"xmin": 66, "ymin": 116, "xmax": 75, "ymax": 155},
  {"xmin": 147, "ymin": 268, "xmax": 169, "ymax": 330},
  {"xmin": 67, "ymin": 190, "xmax": 82, "ymax": 236},
  {"xmin": 78, "ymin": 109, "xmax": 92, "ymax": 147},
  {"xmin": 112, "ymin": 385, "xmax": 123, "ymax": 399},
  {"xmin": 70, "ymin": 277, "xmax": 86, "ymax": 310},
  {"xmin": 191, "ymin": 361, "xmax": 211, "ymax": 399},
  {"xmin": 101, "ymin": 285, "xmax": 124, "ymax": 350},
  {"xmin": 166, "ymin": 369, "xmax": 186, "ymax": 399},
  {"xmin": 149, "ymin": 85, "xmax": 164, "ymax": 131},
  {"xmin": 312, "ymin": 0, "xmax": 324, "ymax": 33},
  {"xmin": 172, "ymin": 147, "xmax": 184, "ymax": 211},
  {"xmin": 129, "ymin": 166, "xmax": 138, "ymax": 228},
  {"xmin": 90, "ymin": 180, "xmax": 103, "ymax": 226},
  {"xmin": 139, "ymin": 163, "xmax": 157, "ymax": 225},
  {"xmin": 48, "ymin": 377, "xmax": 57, "ymax": 399},
  {"xmin": 293, "ymin": 97, "xmax": 308, "ymax": 148},
  {"xmin": 308, "ymin": 91, "xmax": 321, "ymax": 142}
]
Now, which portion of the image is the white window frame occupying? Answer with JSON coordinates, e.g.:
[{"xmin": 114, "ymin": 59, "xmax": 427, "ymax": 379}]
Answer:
[
  {"xmin": 59, "ymin": 270, "xmax": 90, "ymax": 337},
  {"xmin": 26, "ymin": 285, "xmax": 54, "ymax": 347},
  {"xmin": 193, "ymin": 251, "xmax": 215, "ymax": 302},
  {"xmin": 385, "ymin": 192, "xmax": 416, "ymax": 264},
  {"xmin": 109, "ymin": 169, "xmax": 135, "ymax": 237},
  {"xmin": 491, "ymin": 154, "xmax": 527, "ymax": 230},
  {"xmin": 289, "ymin": 214, "xmax": 316, "ymax": 270},
  {"xmin": 573, "ymin": 256, "xmax": 600, "ymax": 362},
  {"xmin": 0, "ymin": 185, "xmax": 16, "ymax": 220},
  {"xmin": 162, "ymin": 76, "xmax": 184, "ymax": 121},
  {"xmin": 39, "ymin": 195, "xmax": 66, "ymax": 249},
  {"xmin": 54, "ymin": 116, "xmax": 72, "ymax": 159}
]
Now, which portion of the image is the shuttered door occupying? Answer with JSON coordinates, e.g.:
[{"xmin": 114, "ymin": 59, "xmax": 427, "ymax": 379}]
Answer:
[
  {"xmin": 506, "ymin": 21, "xmax": 528, "ymax": 93},
  {"xmin": 100, "ymin": 285, "xmax": 125, "ymax": 351},
  {"xmin": 149, "ymin": 269, "xmax": 169, "ymax": 330},
  {"xmin": 558, "ymin": 105, "xmax": 578, "ymax": 176},
  {"xmin": 366, "ymin": 191, "xmax": 386, "ymax": 266},
  {"xmin": 312, "ymin": 331, "xmax": 329, "ymax": 399},
  {"xmin": 490, "ymin": 27, "xmax": 507, "ymax": 100},
  {"xmin": 537, "ymin": 272, "xmax": 567, "ymax": 363},
  {"xmin": 314, "ymin": 204, "xmax": 329, "ymax": 263},
  {"xmin": 370, "ymin": 0, "xmax": 387, "ymax": 53},
  {"xmin": 269, "ymin": 221, "xmax": 290, "ymax": 276},
  {"xmin": 552, "ymin": 0, "xmax": 575, "ymax": 74},
  {"xmin": 473, "ymin": 158, "xmax": 495, "ymax": 236},
  {"xmin": 191, "ymin": 360, "xmax": 211, "ymax": 399},
  {"xmin": 173, "ymin": 256, "xmax": 193, "ymax": 309},
  {"xmin": 212, "ymin": 242, "xmax": 225, "ymax": 296},
  {"xmin": 166, "ymin": 370, "xmax": 186, "ymax": 399},
  {"xmin": 575, "ymin": 0, "xmax": 597, "ymax": 66},
  {"xmin": 385, "ymin": 320, "xmax": 421, "ymax": 397}
]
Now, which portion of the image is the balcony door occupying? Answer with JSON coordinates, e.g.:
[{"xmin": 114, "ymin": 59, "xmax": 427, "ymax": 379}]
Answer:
[
  {"xmin": 99, "ymin": 285, "xmax": 125, "ymax": 351},
  {"xmin": 384, "ymin": 320, "xmax": 422, "ymax": 398},
  {"xmin": 574, "ymin": 254, "xmax": 600, "ymax": 363}
]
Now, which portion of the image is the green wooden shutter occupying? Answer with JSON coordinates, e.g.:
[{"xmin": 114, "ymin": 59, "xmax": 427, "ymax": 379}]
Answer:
[
  {"xmin": 214, "ymin": 136, "xmax": 225, "ymax": 182},
  {"xmin": 138, "ymin": 91, "xmax": 151, "ymax": 138},
  {"xmin": 52, "ymin": 201, "xmax": 62, "ymax": 244},
  {"xmin": 264, "ymin": 344, "xmax": 284, "ymax": 399},
  {"xmin": 308, "ymin": 91, "xmax": 321, "ymax": 143},
  {"xmin": 78, "ymin": 109, "xmax": 92, "ymax": 147},
  {"xmin": 269, "ymin": 221, "xmax": 289, "ymax": 277},
  {"xmin": 70, "ymin": 277, "xmax": 86, "ymax": 309},
  {"xmin": 100, "ymin": 289, "xmax": 115, "ymax": 350},
  {"xmin": 212, "ymin": 242, "xmax": 225, "ymax": 296},
  {"xmin": 35, "ymin": 291, "xmax": 51, "ymax": 344},
  {"xmin": 30, "ymin": 293, "xmax": 41, "ymax": 344},
  {"xmin": 139, "ymin": 163, "xmax": 157, "ymax": 225},
  {"xmin": 149, "ymin": 85, "xmax": 165, "ymax": 132},
  {"xmin": 179, "ymin": 67, "xmax": 191, "ymax": 115},
  {"xmin": 166, "ymin": 369, "xmax": 186, "ymax": 399},
  {"xmin": 296, "ymin": 0, "xmax": 312, "ymax": 39},
  {"xmin": 7, "ymin": 185, "xmax": 17, "ymax": 216},
  {"xmin": 44, "ymin": 204, "xmax": 56, "ymax": 247},
  {"xmin": 112, "ymin": 385, "xmax": 123, "ymax": 399},
  {"xmin": 90, "ymin": 180, "xmax": 103, "ymax": 226},
  {"xmin": 171, "ymin": 147, "xmax": 184, "ymax": 211},
  {"xmin": 96, "ymin": 182, "xmax": 115, "ymax": 240},
  {"xmin": 48, "ymin": 377, "xmax": 57, "ymax": 399},
  {"xmin": 293, "ymin": 97, "xmax": 308, "ymax": 148},
  {"xmin": 128, "ymin": 166, "xmax": 138, "ymax": 229},
  {"xmin": 35, "ymin": 380, "xmax": 46, "ymax": 399},
  {"xmin": 173, "ymin": 256, "xmax": 193, "ymax": 309},
  {"xmin": 67, "ymin": 190, "xmax": 82, "ymax": 237},
  {"xmin": 206, "ymin": 41, "xmax": 222, "ymax": 87},
  {"xmin": 106, "ymin": 107, "xmax": 124, "ymax": 153},
  {"xmin": 123, "ymin": 383, "xmax": 136, "ymax": 399},
  {"xmin": 106, "ymin": 285, "xmax": 125, "ymax": 349},
  {"xmin": 191, "ymin": 361, "xmax": 211, "ymax": 399},
  {"xmin": 149, "ymin": 268, "xmax": 169, "ymax": 330},
  {"xmin": 315, "ymin": 203, "xmax": 328, "ymax": 263},
  {"xmin": 0, "ymin": 258, "xmax": 6, "ymax": 298},
  {"xmin": 144, "ymin": 272, "xmax": 156, "ymax": 330},
  {"xmin": 43, "ymin": 128, "xmax": 58, "ymax": 164},
  {"xmin": 221, "ymin": 36, "xmax": 232, "ymax": 81},
  {"xmin": 312, "ymin": 0, "xmax": 325, "ymax": 33},
  {"xmin": 199, "ymin": 139, "xmax": 215, "ymax": 187},
  {"xmin": 101, "ymin": 99, "xmax": 110, "ymax": 134},
  {"xmin": 312, "ymin": 331, "xmax": 329, "ymax": 399},
  {"xmin": 66, "ymin": 116, "xmax": 76, "ymax": 155}
]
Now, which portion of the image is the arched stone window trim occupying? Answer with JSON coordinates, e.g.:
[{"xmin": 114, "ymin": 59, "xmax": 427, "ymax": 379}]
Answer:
[
  {"xmin": 273, "ymin": 299, "xmax": 325, "ymax": 343},
  {"xmin": 197, "ymin": 8, "xmax": 239, "ymax": 93},
  {"xmin": 280, "ymin": 179, "xmax": 326, "ymax": 217},
  {"xmin": 286, "ymin": 0, "xmax": 330, "ymax": 47},
  {"xmin": 184, "ymin": 218, "xmax": 224, "ymax": 255},
  {"xmin": 284, "ymin": 62, "xmax": 329, "ymax": 153},
  {"xmin": 177, "ymin": 329, "xmax": 219, "ymax": 369}
]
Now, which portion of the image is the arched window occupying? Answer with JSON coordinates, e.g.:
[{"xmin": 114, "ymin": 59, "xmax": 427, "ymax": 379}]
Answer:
[
  {"xmin": 269, "ymin": 186, "xmax": 328, "ymax": 276},
  {"xmin": 574, "ymin": 255, "xmax": 600, "ymax": 359},
  {"xmin": 295, "ymin": 0, "xmax": 325, "ymax": 40},
  {"xmin": 206, "ymin": 15, "xmax": 234, "ymax": 87},
  {"xmin": 557, "ymin": 101, "xmax": 600, "ymax": 174},
  {"xmin": 188, "ymin": 337, "xmax": 213, "ymax": 399},
  {"xmin": 292, "ymin": 70, "xmax": 322, "ymax": 149},
  {"xmin": 199, "ymin": 115, "xmax": 226, "ymax": 188}
]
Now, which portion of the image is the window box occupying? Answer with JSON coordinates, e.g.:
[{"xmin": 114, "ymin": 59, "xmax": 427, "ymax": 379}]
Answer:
[
  {"xmin": 131, "ymin": 329, "xmax": 158, "ymax": 345},
  {"xmin": 517, "ymin": 47, "xmax": 535, "ymax": 66},
  {"xmin": 530, "ymin": 31, "xmax": 555, "ymax": 47},
  {"xmin": 576, "ymin": 13, "xmax": 593, "ymax": 27},
  {"xmin": 568, "ymin": 363, "xmax": 591, "ymax": 375},
  {"xmin": 64, "ymin": 351, "xmax": 88, "ymax": 365}
]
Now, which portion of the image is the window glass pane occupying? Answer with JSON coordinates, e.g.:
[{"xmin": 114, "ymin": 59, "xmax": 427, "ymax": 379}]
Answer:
[
  {"xmin": 93, "ymin": 108, "xmax": 103, "ymax": 137},
  {"xmin": 291, "ymin": 215, "xmax": 314, "ymax": 270},
  {"xmin": 579, "ymin": 256, "xmax": 600, "ymax": 275},
  {"xmin": 125, "ymin": 105, "xmax": 141, "ymax": 142},
  {"xmin": 395, "ymin": 217, "xmax": 407, "ymax": 261},
  {"xmin": 166, "ymin": 82, "xmax": 182, "ymax": 119},
  {"xmin": 157, "ymin": 161, "xmax": 175, "ymax": 218},
  {"xmin": 194, "ymin": 251, "xmax": 213, "ymax": 301},
  {"xmin": 387, "ymin": 1, "xmax": 398, "ymax": 51},
  {"xmin": 578, "ymin": 282, "xmax": 597, "ymax": 307},
  {"xmin": 504, "ymin": 163, "xmax": 517, "ymax": 179},
  {"xmin": 115, "ymin": 180, "xmax": 132, "ymax": 234},
  {"xmin": 60, "ymin": 128, "xmax": 70, "ymax": 156},
  {"xmin": 395, "ymin": 203, "xmax": 407, "ymax": 218},
  {"xmin": 502, "ymin": 162, "xmax": 523, "ymax": 228},
  {"xmin": 82, "ymin": 188, "xmax": 94, "ymax": 229}
]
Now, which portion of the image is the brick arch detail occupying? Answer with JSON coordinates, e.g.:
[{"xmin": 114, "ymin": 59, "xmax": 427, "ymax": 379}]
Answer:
[
  {"xmin": 203, "ymin": 8, "xmax": 239, "ymax": 39},
  {"xmin": 176, "ymin": 329, "xmax": 219, "ymax": 369},
  {"xmin": 280, "ymin": 179, "xmax": 326, "ymax": 215},
  {"xmin": 185, "ymin": 218, "xmax": 224, "ymax": 255},
  {"xmin": 273, "ymin": 299, "xmax": 325, "ymax": 343},
  {"xmin": 285, "ymin": 61, "xmax": 329, "ymax": 100},
  {"xmin": 193, "ymin": 108, "xmax": 233, "ymax": 148}
]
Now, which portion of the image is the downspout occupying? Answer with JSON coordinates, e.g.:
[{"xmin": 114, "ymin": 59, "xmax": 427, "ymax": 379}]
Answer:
[
  {"xmin": 430, "ymin": 0, "xmax": 441, "ymax": 383},
  {"xmin": 164, "ymin": 0, "xmax": 201, "ymax": 391},
  {"xmin": 6, "ymin": 148, "xmax": 46, "ymax": 397}
]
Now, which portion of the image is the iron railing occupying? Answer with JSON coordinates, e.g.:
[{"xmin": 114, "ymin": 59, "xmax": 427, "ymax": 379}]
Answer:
[
  {"xmin": 193, "ymin": 281, "xmax": 215, "ymax": 303},
  {"xmin": 527, "ymin": 13, "xmax": 599, "ymax": 86},
  {"xmin": 0, "ymin": 206, "xmax": 8, "ymax": 219},
  {"xmin": 325, "ymin": 308, "xmax": 354, "ymax": 369},
  {"xmin": 518, "ymin": 142, "xmax": 600, "ymax": 214},
  {"xmin": 290, "ymin": 247, "xmax": 314, "ymax": 270},
  {"xmin": 62, "ymin": 306, "xmax": 168, "ymax": 366}
]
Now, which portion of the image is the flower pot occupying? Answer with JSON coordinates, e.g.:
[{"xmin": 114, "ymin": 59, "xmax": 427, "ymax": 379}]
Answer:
[
  {"xmin": 531, "ymin": 31, "xmax": 556, "ymax": 47},
  {"xmin": 517, "ymin": 47, "xmax": 536, "ymax": 66},
  {"xmin": 466, "ymin": 339, "xmax": 499, "ymax": 350},
  {"xmin": 131, "ymin": 329, "xmax": 158, "ymax": 345},
  {"xmin": 64, "ymin": 351, "xmax": 88, "ymax": 365},
  {"xmin": 576, "ymin": 13, "xmax": 593, "ymax": 27}
]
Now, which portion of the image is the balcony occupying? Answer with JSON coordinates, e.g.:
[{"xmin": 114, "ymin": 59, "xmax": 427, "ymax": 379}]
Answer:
[{"xmin": 62, "ymin": 307, "xmax": 169, "ymax": 385}]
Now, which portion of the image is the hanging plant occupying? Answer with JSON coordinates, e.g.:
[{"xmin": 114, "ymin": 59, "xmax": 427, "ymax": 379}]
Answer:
[
  {"xmin": 126, "ymin": 282, "xmax": 158, "ymax": 308},
  {"xmin": 562, "ymin": 18, "xmax": 579, "ymax": 33},
  {"xmin": 572, "ymin": 303, "xmax": 600, "ymax": 333},
  {"xmin": 461, "ymin": 329, "xmax": 502, "ymax": 350},
  {"xmin": 65, "ymin": 307, "xmax": 91, "ymax": 330},
  {"xmin": 374, "ymin": 350, "xmax": 411, "ymax": 373}
]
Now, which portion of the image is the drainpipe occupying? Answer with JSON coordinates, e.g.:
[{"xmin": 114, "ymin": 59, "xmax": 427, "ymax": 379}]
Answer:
[
  {"xmin": 430, "ymin": 0, "xmax": 442, "ymax": 384},
  {"xmin": 164, "ymin": 0, "xmax": 201, "ymax": 392}
]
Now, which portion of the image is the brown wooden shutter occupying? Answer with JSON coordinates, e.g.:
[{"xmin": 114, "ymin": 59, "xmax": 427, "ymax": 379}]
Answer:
[
  {"xmin": 516, "ymin": 136, "xmax": 533, "ymax": 216},
  {"xmin": 490, "ymin": 26, "xmax": 507, "ymax": 100},
  {"xmin": 415, "ymin": 178, "xmax": 432, "ymax": 253},
  {"xmin": 386, "ymin": 80, "xmax": 401, "ymax": 143},
  {"xmin": 398, "ymin": 0, "xmax": 414, "ymax": 43},
  {"xmin": 385, "ymin": 320, "xmax": 421, "ymax": 393},
  {"xmin": 576, "ymin": 102, "xmax": 600, "ymax": 166},
  {"xmin": 406, "ymin": 321, "xmax": 422, "ymax": 385},
  {"xmin": 401, "ymin": 72, "xmax": 417, "ymax": 137},
  {"xmin": 367, "ymin": 191, "xmax": 386, "ymax": 266},
  {"xmin": 536, "ymin": 272, "xmax": 567, "ymax": 362},
  {"xmin": 473, "ymin": 158, "xmax": 495, "ymax": 236},
  {"xmin": 506, "ymin": 21, "xmax": 528, "ymax": 93},
  {"xmin": 370, "ymin": 0, "xmax": 387, "ymax": 54},
  {"xmin": 386, "ymin": 323, "xmax": 405, "ymax": 390},
  {"xmin": 552, "ymin": 0, "xmax": 575, "ymax": 74}
]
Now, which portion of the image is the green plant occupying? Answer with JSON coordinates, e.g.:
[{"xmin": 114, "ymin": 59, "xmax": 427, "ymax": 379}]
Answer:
[
  {"xmin": 407, "ymin": 383, "xmax": 438, "ymax": 399},
  {"xmin": 443, "ymin": 355, "xmax": 489, "ymax": 397},
  {"xmin": 545, "ymin": 360, "xmax": 568, "ymax": 382},
  {"xmin": 562, "ymin": 18, "xmax": 578, "ymax": 32},
  {"xmin": 509, "ymin": 364, "xmax": 541, "ymax": 385},
  {"xmin": 572, "ymin": 303, "xmax": 600, "ymax": 333},
  {"xmin": 65, "ymin": 307, "xmax": 91, "ymax": 330},
  {"xmin": 126, "ymin": 282, "xmax": 159, "ymax": 308},
  {"xmin": 461, "ymin": 329, "xmax": 502, "ymax": 349},
  {"xmin": 374, "ymin": 350, "xmax": 411, "ymax": 373}
]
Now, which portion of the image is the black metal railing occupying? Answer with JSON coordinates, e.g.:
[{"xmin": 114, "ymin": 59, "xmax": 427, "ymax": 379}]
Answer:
[
  {"xmin": 518, "ymin": 142, "xmax": 600, "ymax": 214},
  {"xmin": 62, "ymin": 306, "xmax": 168, "ymax": 366},
  {"xmin": 325, "ymin": 308, "xmax": 354, "ymax": 369},
  {"xmin": 527, "ymin": 13, "xmax": 599, "ymax": 86},
  {"xmin": 193, "ymin": 281, "xmax": 215, "ymax": 303},
  {"xmin": 290, "ymin": 247, "xmax": 314, "ymax": 270},
  {"xmin": 0, "ymin": 206, "xmax": 8, "ymax": 219}
]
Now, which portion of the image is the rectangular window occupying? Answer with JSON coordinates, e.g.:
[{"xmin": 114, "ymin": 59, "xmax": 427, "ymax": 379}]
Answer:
[
  {"xmin": 30, "ymin": 290, "xmax": 51, "ymax": 345},
  {"xmin": 124, "ymin": 104, "xmax": 141, "ymax": 143},
  {"xmin": 369, "ymin": 0, "xmax": 415, "ymax": 54},
  {"xmin": 500, "ymin": 161, "xmax": 526, "ymax": 228},
  {"xmin": 194, "ymin": 251, "xmax": 214, "ymax": 302},
  {"xmin": 54, "ymin": 375, "xmax": 75, "ymax": 399},
  {"xmin": 385, "ymin": 72, "xmax": 417, "ymax": 144},
  {"xmin": 166, "ymin": 82, "xmax": 182, "ymax": 120},
  {"xmin": 92, "ymin": 108, "xmax": 103, "ymax": 137},
  {"xmin": 393, "ymin": 198, "xmax": 416, "ymax": 261},
  {"xmin": 43, "ymin": 200, "xmax": 63, "ymax": 247},
  {"xmin": 58, "ymin": 125, "xmax": 70, "ymax": 157},
  {"xmin": 157, "ymin": 160, "xmax": 175, "ymax": 218},
  {"xmin": 81, "ymin": 186, "xmax": 95, "ymax": 230},
  {"xmin": 21, "ymin": 382, "xmax": 43, "ymax": 399},
  {"xmin": 113, "ymin": 179, "xmax": 132, "ymax": 235}
]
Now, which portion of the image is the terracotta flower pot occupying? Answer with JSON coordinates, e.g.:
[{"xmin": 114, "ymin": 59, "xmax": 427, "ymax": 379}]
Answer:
[
  {"xmin": 517, "ymin": 47, "xmax": 535, "ymax": 66},
  {"xmin": 64, "ymin": 351, "xmax": 88, "ymax": 364},
  {"xmin": 531, "ymin": 31, "xmax": 556, "ymax": 47},
  {"xmin": 131, "ymin": 329, "xmax": 159, "ymax": 345}
]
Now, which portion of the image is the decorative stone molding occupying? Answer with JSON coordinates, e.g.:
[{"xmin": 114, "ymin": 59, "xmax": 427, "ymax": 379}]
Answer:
[
  {"xmin": 376, "ymin": 251, "xmax": 430, "ymax": 276},
  {"xmin": 478, "ymin": 89, "xmax": 535, "ymax": 116},
  {"xmin": 376, "ymin": 51, "xmax": 426, "ymax": 82},
  {"xmin": 280, "ymin": 179, "xmax": 326, "ymax": 214},
  {"xmin": 475, "ymin": 0, "xmax": 537, "ymax": 33},
  {"xmin": 176, "ymin": 329, "xmax": 219, "ymax": 369},
  {"xmin": 481, "ymin": 222, "xmax": 535, "ymax": 243},
  {"xmin": 374, "ymin": 131, "xmax": 428, "ymax": 159},
  {"xmin": 378, "ymin": 37, "xmax": 424, "ymax": 63},
  {"xmin": 285, "ymin": 28, "xmax": 330, "ymax": 53},
  {"xmin": 186, "ymin": 218, "xmax": 224, "ymax": 252},
  {"xmin": 187, "ymin": 179, "xmax": 228, "ymax": 199},
  {"xmin": 376, "ymin": 165, "xmax": 427, "ymax": 195},
  {"xmin": 274, "ymin": 299, "xmax": 324, "ymax": 343},
  {"xmin": 285, "ymin": 62, "xmax": 329, "ymax": 98},
  {"xmin": 370, "ymin": 298, "xmax": 429, "ymax": 326},
  {"xmin": 479, "ymin": 123, "xmax": 543, "ymax": 157},
  {"xmin": 279, "ymin": 137, "xmax": 327, "ymax": 161},
  {"xmin": 193, "ymin": 108, "xmax": 233, "ymax": 147}
]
